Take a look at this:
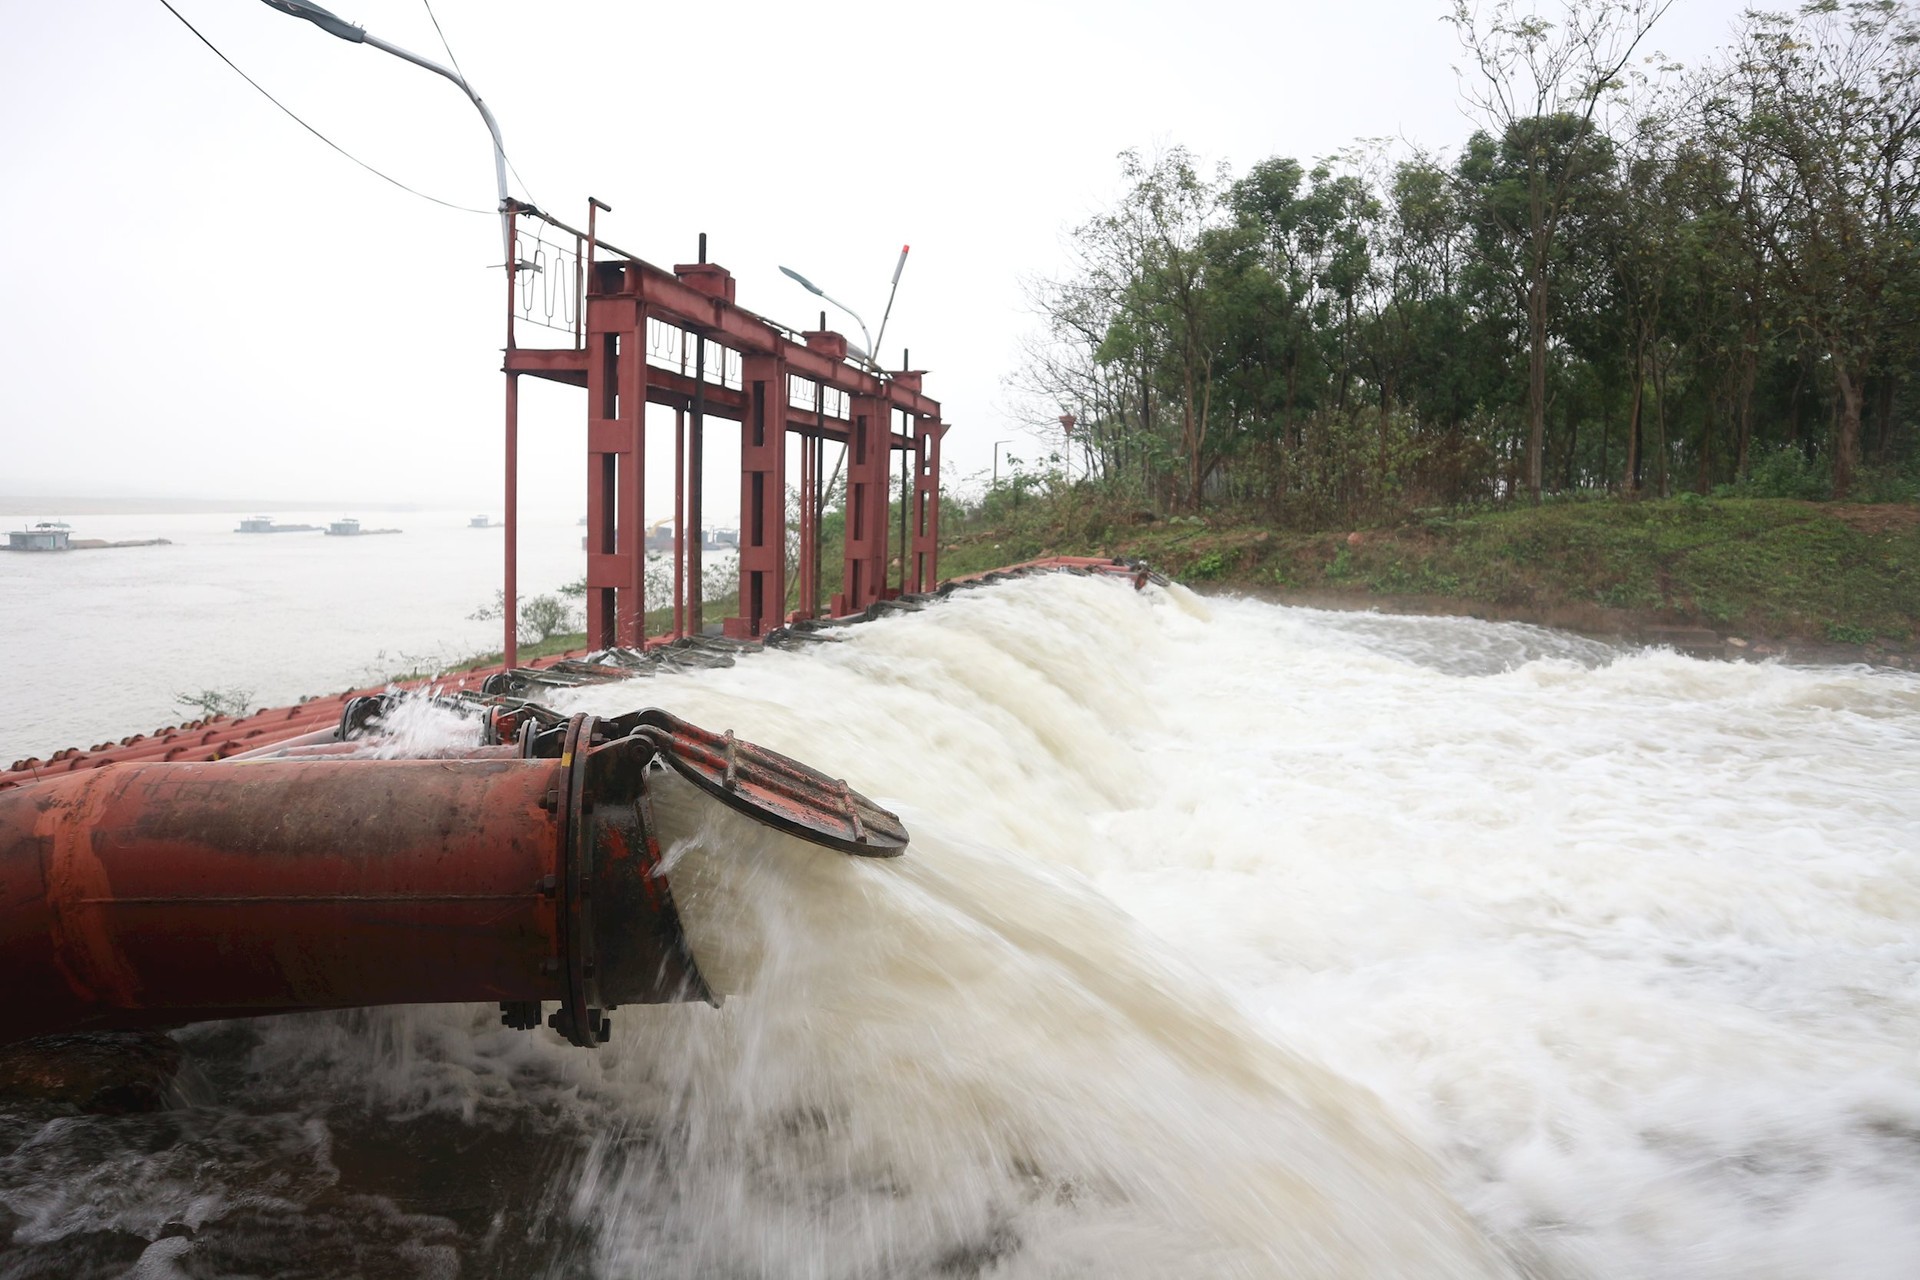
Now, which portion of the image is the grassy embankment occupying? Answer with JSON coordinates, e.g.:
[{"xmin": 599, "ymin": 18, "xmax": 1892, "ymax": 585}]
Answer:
[
  {"xmin": 938, "ymin": 494, "xmax": 1920, "ymax": 659},
  {"xmin": 415, "ymin": 495, "xmax": 1919, "ymax": 676},
  {"xmin": 400, "ymin": 601, "xmax": 695, "ymax": 681}
]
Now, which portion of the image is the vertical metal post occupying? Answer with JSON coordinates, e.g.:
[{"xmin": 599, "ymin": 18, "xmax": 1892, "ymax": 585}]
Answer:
[
  {"xmin": 813, "ymin": 433, "xmax": 826, "ymax": 617},
  {"xmin": 504, "ymin": 373, "xmax": 519, "ymax": 669},
  {"xmin": 838, "ymin": 394, "xmax": 890, "ymax": 615},
  {"xmin": 728, "ymin": 352, "xmax": 788, "ymax": 638},
  {"xmin": 897, "ymin": 422, "xmax": 909, "ymax": 596},
  {"xmin": 616, "ymin": 315, "xmax": 646, "ymax": 649},
  {"xmin": 688, "ymin": 333, "xmax": 706, "ymax": 636},
  {"xmin": 796, "ymin": 415, "xmax": 813, "ymax": 622},
  {"xmin": 802, "ymin": 375, "xmax": 825, "ymax": 618},
  {"xmin": 585, "ymin": 197, "xmax": 609, "ymax": 353},
  {"xmin": 911, "ymin": 418, "xmax": 946, "ymax": 592},
  {"xmin": 572, "ymin": 234, "xmax": 584, "ymax": 350},
  {"xmin": 585, "ymin": 270, "xmax": 643, "ymax": 650},
  {"xmin": 503, "ymin": 205, "xmax": 519, "ymax": 670},
  {"xmin": 673, "ymin": 406, "xmax": 686, "ymax": 640},
  {"xmin": 814, "ymin": 311, "xmax": 828, "ymax": 620}
]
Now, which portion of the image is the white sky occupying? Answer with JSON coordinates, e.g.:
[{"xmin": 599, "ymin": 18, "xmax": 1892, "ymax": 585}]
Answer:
[{"xmin": 1, "ymin": 0, "xmax": 1755, "ymax": 521}]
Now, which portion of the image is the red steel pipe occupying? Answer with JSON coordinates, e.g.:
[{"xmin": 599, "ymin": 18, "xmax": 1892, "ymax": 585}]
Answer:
[{"xmin": 0, "ymin": 729, "xmax": 707, "ymax": 1048}]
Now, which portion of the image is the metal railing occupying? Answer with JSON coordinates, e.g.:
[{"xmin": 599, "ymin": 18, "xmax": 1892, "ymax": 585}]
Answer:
[
  {"xmin": 511, "ymin": 220, "xmax": 583, "ymax": 340},
  {"xmin": 506, "ymin": 201, "xmax": 880, "ymax": 386},
  {"xmin": 647, "ymin": 317, "xmax": 743, "ymax": 390},
  {"xmin": 788, "ymin": 374, "xmax": 849, "ymax": 419}
]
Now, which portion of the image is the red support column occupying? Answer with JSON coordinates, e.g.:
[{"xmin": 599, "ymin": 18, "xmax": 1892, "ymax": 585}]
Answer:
[
  {"xmin": 673, "ymin": 261, "xmax": 735, "ymax": 640},
  {"xmin": 726, "ymin": 353, "xmax": 787, "ymax": 638},
  {"xmin": 504, "ymin": 370, "xmax": 520, "ymax": 668},
  {"xmin": 584, "ymin": 277, "xmax": 646, "ymax": 649},
  {"xmin": 836, "ymin": 395, "xmax": 891, "ymax": 616},
  {"xmin": 672, "ymin": 406, "xmax": 686, "ymax": 641},
  {"xmin": 795, "ymin": 424, "xmax": 817, "ymax": 621},
  {"xmin": 502, "ymin": 206, "xmax": 521, "ymax": 670},
  {"xmin": 811, "ymin": 432, "xmax": 827, "ymax": 616},
  {"xmin": 910, "ymin": 417, "xmax": 945, "ymax": 591}
]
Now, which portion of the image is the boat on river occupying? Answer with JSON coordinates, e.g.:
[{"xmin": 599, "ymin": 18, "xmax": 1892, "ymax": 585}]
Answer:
[
  {"xmin": 236, "ymin": 515, "xmax": 319, "ymax": 534},
  {"xmin": 4, "ymin": 522, "xmax": 72, "ymax": 552},
  {"xmin": 324, "ymin": 517, "xmax": 401, "ymax": 536}
]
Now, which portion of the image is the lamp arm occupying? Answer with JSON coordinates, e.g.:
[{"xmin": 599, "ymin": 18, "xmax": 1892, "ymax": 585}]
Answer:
[
  {"xmin": 817, "ymin": 289, "xmax": 873, "ymax": 360},
  {"xmin": 361, "ymin": 31, "xmax": 512, "ymax": 264}
]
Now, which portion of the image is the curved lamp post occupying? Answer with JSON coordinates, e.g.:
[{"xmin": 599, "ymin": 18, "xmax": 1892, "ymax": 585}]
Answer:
[
  {"xmin": 778, "ymin": 265, "xmax": 874, "ymax": 364},
  {"xmin": 993, "ymin": 440, "xmax": 1014, "ymax": 486},
  {"xmin": 260, "ymin": 0, "xmax": 521, "ymax": 663},
  {"xmin": 258, "ymin": 0, "xmax": 512, "ymax": 263}
]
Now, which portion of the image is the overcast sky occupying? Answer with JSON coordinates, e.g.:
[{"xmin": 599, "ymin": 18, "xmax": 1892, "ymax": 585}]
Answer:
[{"xmin": 1, "ymin": 0, "xmax": 1758, "ymax": 521}]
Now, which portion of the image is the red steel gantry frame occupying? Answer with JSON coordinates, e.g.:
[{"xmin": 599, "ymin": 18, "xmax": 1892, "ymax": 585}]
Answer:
[{"xmin": 496, "ymin": 201, "xmax": 946, "ymax": 665}]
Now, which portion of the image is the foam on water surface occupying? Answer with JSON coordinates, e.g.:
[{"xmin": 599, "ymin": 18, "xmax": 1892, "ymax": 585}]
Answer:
[{"xmin": 2, "ymin": 576, "xmax": 1916, "ymax": 1278}]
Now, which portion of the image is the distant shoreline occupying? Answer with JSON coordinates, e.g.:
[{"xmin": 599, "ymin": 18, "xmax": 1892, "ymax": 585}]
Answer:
[{"xmin": 0, "ymin": 496, "xmax": 430, "ymax": 517}]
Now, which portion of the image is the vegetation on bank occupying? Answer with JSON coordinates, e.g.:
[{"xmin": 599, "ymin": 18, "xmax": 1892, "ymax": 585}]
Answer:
[
  {"xmin": 1012, "ymin": 1, "xmax": 1919, "ymax": 516},
  {"xmin": 940, "ymin": 487, "xmax": 1920, "ymax": 650},
  {"xmin": 963, "ymin": 0, "xmax": 1920, "ymax": 657}
]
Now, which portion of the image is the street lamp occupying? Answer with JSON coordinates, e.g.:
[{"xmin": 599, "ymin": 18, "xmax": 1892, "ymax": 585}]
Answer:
[
  {"xmin": 259, "ymin": 0, "xmax": 521, "ymax": 667},
  {"xmin": 778, "ymin": 265, "xmax": 874, "ymax": 364},
  {"xmin": 258, "ymin": 0, "xmax": 512, "ymax": 264}
]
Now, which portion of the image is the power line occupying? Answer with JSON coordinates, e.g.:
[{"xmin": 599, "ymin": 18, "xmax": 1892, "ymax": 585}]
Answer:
[
  {"xmin": 420, "ymin": 0, "xmax": 469, "ymax": 84},
  {"xmin": 156, "ymin": 0, "xmax": 492, "ymax": 216},
  {"xmin": 420, "ymin": 0, "xmax": 541, "ymax": 207}
]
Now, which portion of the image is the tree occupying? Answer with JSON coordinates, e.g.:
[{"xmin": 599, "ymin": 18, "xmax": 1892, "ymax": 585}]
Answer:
[
  {"xmin": 1449, "ymin": 0, "xmax": 1676, "ymax": 501},
  {"xmin": 1097, "ymin": 148, "xmax": 1232, "ymax": 511},
  {"xmin": 1703, "ymin": 0, "xmax": 1920, "ymax": 497},
  {"xmin": 469, "ymin": 591, "xmax": 579, "ymax": 645},
  {"xmin": 1008, "ymin": 4, "xmax": 1918, "ymax": 526}
]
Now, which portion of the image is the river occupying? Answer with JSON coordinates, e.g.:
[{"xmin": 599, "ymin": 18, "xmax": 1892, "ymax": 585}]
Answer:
[
  {"xmin": 2, "ymin": 574, "xmax": 1917, "ymax": 1278},
  {"xmin": 2, "ymin": 508, "xmax": 648, "ymax": 767}
]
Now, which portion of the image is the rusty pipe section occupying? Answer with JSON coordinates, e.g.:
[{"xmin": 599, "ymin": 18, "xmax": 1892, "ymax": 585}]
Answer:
[{"xmin": 0, "ymin": 718, "xmax": 707, "ymax": 1049}]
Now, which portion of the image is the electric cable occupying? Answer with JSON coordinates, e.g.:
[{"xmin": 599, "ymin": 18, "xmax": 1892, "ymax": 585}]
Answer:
[
  {"xmin": 420, "ymin": 0, "xmax": 469, "ymax": 83},
  {"xmin": 421, "ymin": 0, "xmax": 541, "ymax": 209},
  {"xmin": 156, "ymin": 0, "xmax": 492, "ymax": 216}
]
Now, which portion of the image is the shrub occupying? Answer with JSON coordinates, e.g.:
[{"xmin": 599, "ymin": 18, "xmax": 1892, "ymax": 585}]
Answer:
[
  {"xmin": 469, "ymin": 590, "xmax": 581, "ymax": 644},
  {"xmin": 175, "ymin": 687, "xmax": 253, "ymax": 719},
  {"xmin": 1187, "ymin": 551, "xmax": 1227, "ymax": 580},
  {"xmin": 1727, "ymin": 447, "xmax": 1829, "ymax": 500}
]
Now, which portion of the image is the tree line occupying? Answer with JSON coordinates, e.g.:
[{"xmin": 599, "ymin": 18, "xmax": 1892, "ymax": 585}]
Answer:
[{"xmin": 1011, "ymin": 0, "xmax": 1920, "ymax": 524}]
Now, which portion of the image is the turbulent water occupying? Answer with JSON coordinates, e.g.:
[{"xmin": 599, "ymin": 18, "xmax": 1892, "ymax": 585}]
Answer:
[{"xmin": 3, "ymin": 576, "xmax": 1918, "ymax": 1278}]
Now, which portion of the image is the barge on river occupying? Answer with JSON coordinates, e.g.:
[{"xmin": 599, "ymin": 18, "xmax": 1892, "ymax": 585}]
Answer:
[{"xmin": 236, "ymin": 515, "xmax": 319, "ymax": 534}]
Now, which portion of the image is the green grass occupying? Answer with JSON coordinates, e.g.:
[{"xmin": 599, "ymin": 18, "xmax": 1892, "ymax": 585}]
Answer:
[
  {"xmin": 941, "ymin": 493, "xmax": 1920, "ymax": 645},
  {"xmin": 400, "ymin": 494, "xmax": 1915, "ymax": 682}
]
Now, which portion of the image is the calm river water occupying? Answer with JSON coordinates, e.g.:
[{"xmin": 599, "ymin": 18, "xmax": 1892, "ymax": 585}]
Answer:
[
  {"xmin": 1, "ymin": 509, "xmax": 589, "ymax": 766},
  {"xmin": 1, "ymin": 573, "xmax": 1916, "ymax": 1278}
]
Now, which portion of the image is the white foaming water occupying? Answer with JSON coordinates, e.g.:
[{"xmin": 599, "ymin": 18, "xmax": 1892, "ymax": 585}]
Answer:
[{"xmin": 3, "ymin": 577, "xmax": 1917, "ymax": 1278}]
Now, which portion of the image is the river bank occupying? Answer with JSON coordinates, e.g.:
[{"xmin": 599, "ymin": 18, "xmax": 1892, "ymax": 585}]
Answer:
[{"xmin": 941, "ymin": 495, "xmax": 1920, "ymax": 668}]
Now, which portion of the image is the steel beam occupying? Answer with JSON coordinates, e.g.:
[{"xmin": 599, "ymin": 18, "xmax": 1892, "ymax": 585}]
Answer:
[
  {"xmin": 910, "ymin": 418, "xmax": 947, "ymax": 591},
  {"xmin": 727, "ymin": 353, "xmax": 788, "ymax": 638},
  {"xmin": 837, "ymin": 395, "xmax": 893, "ymax": 615},
  {"xmin": 593, "ymin": 261, "xmax": 942, "ymax": 418},
  {"xmin": 585, "ymin": 289, "xmax": 648, "ymax": 648}
]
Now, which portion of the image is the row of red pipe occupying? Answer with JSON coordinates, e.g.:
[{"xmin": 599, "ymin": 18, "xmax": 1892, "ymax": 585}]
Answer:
[
  {"xmin": 2, "ymin": 650, "xmax": 593, "ymax": 792},
  {"xmin": 0, "ymin": 716, "xmax": 706, "ymax": 1048},
  {"xmin": 5, "ymin": 557, "xmax": 1150, "ymax": 792},
  {"xmin": 0, "ymin": 556, "xmax": 1131, "ymax": 1049}
]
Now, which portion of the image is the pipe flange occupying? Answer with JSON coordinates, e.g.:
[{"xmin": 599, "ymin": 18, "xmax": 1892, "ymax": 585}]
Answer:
[{"xmin": 549, "ymin": 713, "xmax": 598, "ymax": 1046}]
